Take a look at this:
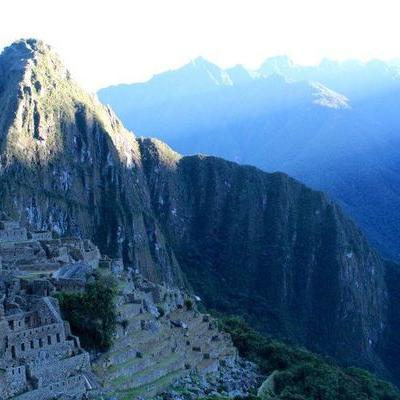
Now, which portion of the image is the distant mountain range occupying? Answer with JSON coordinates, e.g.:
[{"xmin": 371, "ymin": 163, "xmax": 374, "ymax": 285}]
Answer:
[{"xmin": 98, "ymin": 57, "xmax": 400, "ymax": 260}]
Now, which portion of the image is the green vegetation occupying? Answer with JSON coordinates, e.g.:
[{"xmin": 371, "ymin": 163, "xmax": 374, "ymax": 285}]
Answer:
[
  {"xmin": 120, "ymin": 319, "xmax": 129, "ymax": 330},
  {"xmin": 157, "ymin": 305, "xmax": 165, "ymax": 318},
  {"xmin": 184, "ymin": 299, "xmax": 193, "ymax": 311},
  {"xmin": 57, "ymin": 274, "xmax": 118, "ymax": 351},
  {"xmin": 218, "ymin": 316, "xmax": 400, "ymax": 400},
  {"xmin": 198, "ymin": 397, "xmax": 259, "ymax": 400}
]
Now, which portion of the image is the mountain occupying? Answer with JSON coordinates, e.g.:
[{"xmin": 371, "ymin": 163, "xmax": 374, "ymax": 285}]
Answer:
[
  {"xmin": 0, "ymin": 39, "xmax": 398, "ymax": 382},
  {"xmin": 0, "ymin": 38, "xmax": 184, "ymax": 286},
  {"xmin": 98, "ymin": 57, "xmax": 400, "ymax": 260},
  {"xmin": 100, "ymin": 56, "xmax": 254, "ymax": 116},
  {"xmin": 139, "ymin": 137, "xmax": 389, "ymax": 374},
  {"xmin": 259, "ymin": 56, "xmax": 400, "ymax": 100}
]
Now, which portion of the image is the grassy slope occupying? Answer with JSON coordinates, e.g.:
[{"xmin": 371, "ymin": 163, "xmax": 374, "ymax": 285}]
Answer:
[{"xmin": 216, "ymin": 316, "xmax": 400, "ymax": 400}]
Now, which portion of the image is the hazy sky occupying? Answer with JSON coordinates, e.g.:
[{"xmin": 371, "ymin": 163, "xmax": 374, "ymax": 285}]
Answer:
[{"xmin": 1, "ymin": 0, "xmax": 399, "ymax": 90}]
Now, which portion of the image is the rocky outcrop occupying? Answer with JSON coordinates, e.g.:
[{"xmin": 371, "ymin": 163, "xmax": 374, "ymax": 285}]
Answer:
[{"xmin": 158, "ymin": 360, "xmax": 260, "ymax": 399}]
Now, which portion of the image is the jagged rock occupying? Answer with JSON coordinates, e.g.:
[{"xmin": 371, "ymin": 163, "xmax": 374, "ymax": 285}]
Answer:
[
  {"xmin": 159, "ymin": 360, "xmax": 261, "ymax": 400},
  {"xmin": 170, "ymin": 320, "xmax": 187, "ymax": 329}
]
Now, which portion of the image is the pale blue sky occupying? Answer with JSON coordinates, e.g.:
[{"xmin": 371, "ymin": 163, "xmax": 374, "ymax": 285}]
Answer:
[{"xmin": 1, "ymin": 0, "xmax": 399, "ymax": 90}]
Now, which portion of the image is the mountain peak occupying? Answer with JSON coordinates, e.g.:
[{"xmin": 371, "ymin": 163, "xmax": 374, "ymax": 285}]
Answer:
[
  {"xmin": 190, "ymin": 56, "xmax": 215, "ymax": 68},
  {"xmin": 259, "ymin": 55, "xmax": 295, "ymax": 75},
  {"xmin": 0, "ymin": 38, "xmax": 61, "ymax": 74},
  {"xmin": 0, "ymin": 38, "xmax": 72, "ymax": 108},
  {"xmin": 184, "ymin": 57, "xmax": 233, "ymax": 86},
  {"xmin": 0, "ymin": 38, "xmax": 138, "ymax": 170},
  {"xmin": 11, "ymin": 38, "xmax": 48, "ymax": 53},
  {"xmin": 1, "ymin": 38, "xmax": 48, "ymax": 60},
  {"xmin": 0, "ymin": 38, "xmax": 71, "ymax": 87}
]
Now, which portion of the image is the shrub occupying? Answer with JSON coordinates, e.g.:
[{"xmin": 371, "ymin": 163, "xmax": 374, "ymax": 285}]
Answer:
[
  {"xmin": 157, "ymin": 305, "xmax": 165, "ymax": 318},
  {"xmin": 120, "ymin": 319, "xmax": 129, "ymax": 330},
  {"xmin": 56, "ymin": 274, "xmax": 118, "ymax": 351},
  {"xmin": 219, "ymin": 316, "xmax": 400, "ymax": 400},
  {"xmin": 184, "ymin": 299, "xmax": 193, "ymax": 311}
]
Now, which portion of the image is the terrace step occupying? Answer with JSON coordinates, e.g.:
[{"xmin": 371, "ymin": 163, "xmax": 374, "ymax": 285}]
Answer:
[{"xmin": 109, "ymin": 352, "xmax": 186, "ymax": 391}]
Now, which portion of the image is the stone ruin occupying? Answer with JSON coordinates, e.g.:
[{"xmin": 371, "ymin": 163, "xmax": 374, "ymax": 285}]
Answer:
[
  {"xmin": 0, "ymin": 220, "xmax": 28, "ymax": 243},
  {"xmin": 0, "ymin": 273, "xmax": 94, "ymax": 400},
  {"xmin": 0, "ymin": 214, "xmax": 100, "ymax": 399},
  {"xmin": 0, "ymin": 213, "xmax": 100, "ymax": 277},
  {"xmin": 93, "ymin": 264, "xmax": 244, "ymax": 399},
  {"xmin": 0, "ymin": 215, "xmax": 257, "ymax": 399}
]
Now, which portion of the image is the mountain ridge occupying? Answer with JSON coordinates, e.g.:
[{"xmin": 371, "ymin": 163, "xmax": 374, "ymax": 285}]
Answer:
[
  {"xmin": 98, "ymin": 55, "xmax": 400, "ymax": 260},
  {"xmin": 138, "ymin": 137, "xmax": 389, "ymax": 373}
]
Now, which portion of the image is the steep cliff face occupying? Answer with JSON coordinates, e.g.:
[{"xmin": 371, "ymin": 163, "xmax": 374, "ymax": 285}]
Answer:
[
  {"xmin": 0, "ymin": 39, "xmax": 394, "ymax": 380},
  {"xmin": 138, "ymin": 138, "xmax": 388, "ymax": 374},
  {"xmin": 0, "ymin": 39, "xmax": 183, "ymax": 285}
]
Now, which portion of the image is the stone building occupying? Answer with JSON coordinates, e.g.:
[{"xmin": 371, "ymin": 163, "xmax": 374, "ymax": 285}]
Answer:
[
  {"xmin": 0, "ymin": 218, "xmax": 28, "ymax": 243},
  {"xmin": 51, "ymin": 261, "xmax": 94, "ymax": 292},
  {"xmin": 0, "ymin": 273, "xmax": 93, "ymax": 400},
  {"xmin": 0, "ymin": 215, "xmax": 100, "ymax": 275},
  {"xmin": 28, "ymin": 231, "xmax": 53, "ymax": 241}
]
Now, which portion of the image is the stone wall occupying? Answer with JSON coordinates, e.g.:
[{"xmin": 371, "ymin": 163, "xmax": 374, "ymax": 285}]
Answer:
[
  {"xmin": 0, "ymin": 220, "xmax": 28, "ymax": 242},
  {"xmin": 13, "ymin": 374, "xmax": 89, "ymax": 400},
  {"xmin": 0, "ymin": 270, "xmax": 93, "ymax": 400},
  {"xmin": 53, "ymin": 277, "xmax": 86, "ymax": 292},
  {"xmin": 5, "ymin": 321, "xmax": 68, "ymax": 361},
  {"xmin": 0, "ymin": 221, "xmax": 22, "ymax": 230},
  {"xmin": 29, "ymin": 231, "xmax": 52, "ymax": 241},
  {"xmin": 0, "ymin": 365, "xmax": 28, "ymax": 398},
  {"xmin": 30, "ymin": 280, "xmax": 55, "ymax": 297},
  {"xmin": 4, "ymin": 310, "xmax": 39, "ymax": 333},
  {"xmin": 27, "ymin": 352, "xmax": 90, "ymax": 387},
  {"xmin": 0, "ymin": 218, "xmax": 100, "ymax": 274},
  {"xmin": 0, "ymin": 228, "xmax": 28, "ymax": 242}
]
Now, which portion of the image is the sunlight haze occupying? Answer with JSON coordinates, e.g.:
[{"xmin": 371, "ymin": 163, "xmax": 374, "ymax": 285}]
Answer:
[{"xmin": 1, "ymin": 0, "xmax": 399, "ymax": 90}]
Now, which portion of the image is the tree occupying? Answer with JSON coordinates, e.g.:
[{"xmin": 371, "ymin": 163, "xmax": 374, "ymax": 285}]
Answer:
[{"xmin": 57, "ymin": 274, "xmax": 118, "ymax": 351}]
